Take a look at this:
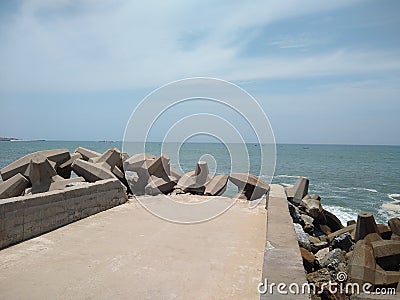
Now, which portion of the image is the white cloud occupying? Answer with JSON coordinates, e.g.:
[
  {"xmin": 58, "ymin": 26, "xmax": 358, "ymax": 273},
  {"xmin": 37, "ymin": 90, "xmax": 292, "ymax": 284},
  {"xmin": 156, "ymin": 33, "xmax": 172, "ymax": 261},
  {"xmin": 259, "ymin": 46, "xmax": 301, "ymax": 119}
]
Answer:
[{"xmin": 1, "ymin": 0, "xmax": 397, "ymax": 92}]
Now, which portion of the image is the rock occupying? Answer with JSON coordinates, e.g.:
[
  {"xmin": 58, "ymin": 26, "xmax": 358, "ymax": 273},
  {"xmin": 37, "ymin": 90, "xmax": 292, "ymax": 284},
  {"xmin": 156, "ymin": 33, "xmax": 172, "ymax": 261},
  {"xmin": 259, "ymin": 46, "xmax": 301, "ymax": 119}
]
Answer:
[
  {"xmin": 306, "ymin": 268, "xmax": 332, "ymax": 286},
  {"xmin": 331, "ymin": 232, "xmax": 354, "ymax": 252},
  {"xmin": 300, "ymin": 247, "xmax": 316, "ymax": 273},
  {"xmin": 0, "ymin": 173, "xmax": 30, "ymax": 199},
  {"xmin": 355, "ymin": 212, "xmax": 379, "ymax": 242},
  {"xmin": 327, "ymin": 224, "xmax": 356, "ymax": 242},
  {"xmin": 294, "ymin": 223, "xmax": 312, "ymax": 251},
  {"xmin": 292, "ymin": 176, "xmax": 309, "ymax": 205},
  {"xmin": 319, "ymin": 224, "xmax": 332, "ymax": 236},
  {"xmin": 320, "ymin": 209, "xmax": 343, "ymax": 232},
  {"xmin": 74, "ymin": 147, "xmax": 101, "ymax": 161},
  {"xmin": 301, "ymin": 197, "xmax": 323, "ymax": 218},
  {"xmin": 72, "ymin": 159, "xmax": 115, "ymax": 183},
  {"xmin": 0, "ymin": 149, "xmax": 70, "ymax": 181},
  {"xmin": 348, "ymin": 240, "xmax": 376, "ymax": 285},
  {"xmin": 315, "ymin": 247, "xmax": 330, "ymax": 264},
  {"xmin": 320, "ymin": 248, "xmax": 346, "ymax": 269},
  {"xmin": 370, "ymin": 240, "xmax": 400, "ymax": 271},
  {"xmin": 145, "ymin": 175, "xmax": 176, "ymax": 195},
  {"xmin": 308, "ymin": 234, "xmax": 322, "ymax": 244},
  {"xmin": 301, "ymin": 214, "xmax": 315, "ymax": 233},
  {"xmin": 288, "ymin": 202, "xmax": 304, "ymax": 225},
  {"xmin": 388, "ymin": 217, "xmax": 400, "ymax": 236},
  {"xmin": 204, "ymin": 174, "xmax": 228, "ymax": 196},
  {"xmin": 347, "ymin": 220, "xmax": 356, "ymax": 226},
  {"xmin": 313, "ymin": 242, "xmax": 329, "ymax": 253},
  {"xmin": 228, "ymin": 173, "xmax": 269, "ymax": 200},
  {"xmin": 57, "ymin": 153, "xmax": 82, "ymax": 179},
  {"xmin": 377, "ymin": 224, "xmax": 392, "ymax": 240}
]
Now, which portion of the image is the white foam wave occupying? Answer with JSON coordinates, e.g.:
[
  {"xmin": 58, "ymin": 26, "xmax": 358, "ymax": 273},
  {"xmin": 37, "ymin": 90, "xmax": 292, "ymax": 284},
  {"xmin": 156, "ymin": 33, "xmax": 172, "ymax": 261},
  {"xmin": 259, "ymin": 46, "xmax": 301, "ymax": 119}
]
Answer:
[
  {"xmin": 323, "ymin": 205, "xmax": 358, "ymax": 224},
  {"xmin": 388, "ymin": 194, "xmax": 400, "ymax": 201},
  {"xmin": 280, "ymin": 183, "xmax": 292, "ymax": 187},
  {"xmin": 334, "ymin": 186, "xmax": 378, "ymax": 193},
  {"xmin": 274, "ymin": 175, "xmax": 299, "ymax": 179}
]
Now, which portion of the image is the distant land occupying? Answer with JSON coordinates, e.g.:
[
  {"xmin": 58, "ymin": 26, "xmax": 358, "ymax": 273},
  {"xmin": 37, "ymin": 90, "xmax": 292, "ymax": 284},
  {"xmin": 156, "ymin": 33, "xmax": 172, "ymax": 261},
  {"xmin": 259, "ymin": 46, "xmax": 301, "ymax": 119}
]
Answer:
[{"xmin": 0, "ymin": 137, "xmax": 45, "ymax": 142}]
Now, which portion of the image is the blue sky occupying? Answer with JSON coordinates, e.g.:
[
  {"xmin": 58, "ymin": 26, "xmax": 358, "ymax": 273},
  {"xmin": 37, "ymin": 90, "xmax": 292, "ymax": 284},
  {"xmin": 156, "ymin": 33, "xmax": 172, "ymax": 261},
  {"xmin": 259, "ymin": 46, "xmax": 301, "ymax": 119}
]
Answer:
[{"xmin": 0, "ymin": 0, "xmax": 399, "ymax": 144}]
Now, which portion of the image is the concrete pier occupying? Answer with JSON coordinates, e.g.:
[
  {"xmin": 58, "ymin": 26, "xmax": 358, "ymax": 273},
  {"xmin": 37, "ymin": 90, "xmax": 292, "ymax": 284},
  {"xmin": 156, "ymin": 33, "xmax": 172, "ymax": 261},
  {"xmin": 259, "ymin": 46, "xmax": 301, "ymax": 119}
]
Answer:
[{"xmin": 0, "ymin": 196, "xmax": 267, "ymax": 299}]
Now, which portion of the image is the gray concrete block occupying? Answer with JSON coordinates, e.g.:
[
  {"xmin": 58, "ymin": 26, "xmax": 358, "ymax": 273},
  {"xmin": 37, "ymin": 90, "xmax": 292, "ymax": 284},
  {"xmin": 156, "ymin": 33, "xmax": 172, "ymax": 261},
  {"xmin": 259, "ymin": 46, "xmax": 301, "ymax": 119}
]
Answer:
[{"xmin": 0, "ymin": 173, "xmax": 30, "ymax": 199}]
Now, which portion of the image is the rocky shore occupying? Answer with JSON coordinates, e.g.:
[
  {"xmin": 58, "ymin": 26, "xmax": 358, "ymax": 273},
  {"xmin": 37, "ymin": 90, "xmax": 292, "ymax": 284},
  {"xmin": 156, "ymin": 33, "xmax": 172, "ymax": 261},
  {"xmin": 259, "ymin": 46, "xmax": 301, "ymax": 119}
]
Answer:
[{"xmin": 285, "ymin": 177, "xmax": 400, "ymax": 299}]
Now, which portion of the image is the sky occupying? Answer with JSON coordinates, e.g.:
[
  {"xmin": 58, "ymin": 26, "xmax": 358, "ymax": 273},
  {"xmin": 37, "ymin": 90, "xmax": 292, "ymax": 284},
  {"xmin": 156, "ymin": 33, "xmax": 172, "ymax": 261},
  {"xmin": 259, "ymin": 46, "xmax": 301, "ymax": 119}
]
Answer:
[{"xmin": 0, "ymin": 0, "xmax": 399, "ymax": 145}]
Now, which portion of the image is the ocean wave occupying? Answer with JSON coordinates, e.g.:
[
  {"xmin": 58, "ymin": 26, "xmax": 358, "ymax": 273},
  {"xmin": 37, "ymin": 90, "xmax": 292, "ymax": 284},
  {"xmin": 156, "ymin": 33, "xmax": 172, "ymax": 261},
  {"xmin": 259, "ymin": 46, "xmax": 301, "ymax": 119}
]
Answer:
[
  {"xmin": 280, "ymin": 183, "xmax": 292, "ymax": 187},
  {"xmin": 334, "ymin": 186, "xmax": 378, "ymax": 193},
  {"xmin": 388, "ymin": 194, "xmax": 400, "ymax": 201},
  {"xmin": 274, "ymin": 175, "xmax": 299, "ymax": 179},
  {"xmin": 323, "ymin": 205, "xmax": 358, "ymax": 224}
]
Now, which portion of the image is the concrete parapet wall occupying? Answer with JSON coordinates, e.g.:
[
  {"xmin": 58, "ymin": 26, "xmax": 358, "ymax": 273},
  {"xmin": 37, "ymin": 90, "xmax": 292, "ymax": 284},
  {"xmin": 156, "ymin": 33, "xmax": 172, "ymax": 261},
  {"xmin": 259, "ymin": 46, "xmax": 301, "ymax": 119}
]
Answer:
[
  {"xmin": 261, "ymin": 184, "xmax": 310, "ymax": 299},
  {"xmin": 0, "ymin": 179, "xmax": 127, "ymax": 249}
]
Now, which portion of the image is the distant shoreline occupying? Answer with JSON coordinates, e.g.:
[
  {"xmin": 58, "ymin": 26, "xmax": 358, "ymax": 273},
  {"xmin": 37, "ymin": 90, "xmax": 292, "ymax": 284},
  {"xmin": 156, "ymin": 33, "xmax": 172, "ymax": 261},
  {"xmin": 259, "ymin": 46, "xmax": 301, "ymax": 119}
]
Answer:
[{"xmin": 0, "ymin": 137, "xmax": 46, "ymax": 142}]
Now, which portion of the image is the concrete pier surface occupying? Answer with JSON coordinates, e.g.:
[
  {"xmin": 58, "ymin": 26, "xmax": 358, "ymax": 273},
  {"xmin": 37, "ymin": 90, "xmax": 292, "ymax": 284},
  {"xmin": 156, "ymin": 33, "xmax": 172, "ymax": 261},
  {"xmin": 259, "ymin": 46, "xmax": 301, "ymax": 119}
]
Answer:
[{"xmin": 0, "ymin": 195, "xmax": 266, "ymax": 299}]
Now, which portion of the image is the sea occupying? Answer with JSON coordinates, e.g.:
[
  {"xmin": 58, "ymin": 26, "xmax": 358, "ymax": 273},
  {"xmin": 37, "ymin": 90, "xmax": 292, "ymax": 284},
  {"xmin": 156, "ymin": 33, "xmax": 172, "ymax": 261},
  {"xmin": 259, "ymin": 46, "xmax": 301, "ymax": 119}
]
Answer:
[{"xmin": 0, "ymin": 141, "xmax": 399, "ymax": 225}]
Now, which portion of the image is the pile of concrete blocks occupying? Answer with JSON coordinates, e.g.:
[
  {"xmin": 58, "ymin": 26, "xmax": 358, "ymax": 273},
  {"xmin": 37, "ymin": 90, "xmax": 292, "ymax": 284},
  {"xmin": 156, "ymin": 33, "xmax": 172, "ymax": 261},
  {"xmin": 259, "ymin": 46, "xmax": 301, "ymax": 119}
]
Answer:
[
  {"xmin": 0, "ymin": 149, "xmax": 85, "ymax": 199},
  {"xmin": 349, "ymin": 215, "xmax": 400, "ymax": 291}
]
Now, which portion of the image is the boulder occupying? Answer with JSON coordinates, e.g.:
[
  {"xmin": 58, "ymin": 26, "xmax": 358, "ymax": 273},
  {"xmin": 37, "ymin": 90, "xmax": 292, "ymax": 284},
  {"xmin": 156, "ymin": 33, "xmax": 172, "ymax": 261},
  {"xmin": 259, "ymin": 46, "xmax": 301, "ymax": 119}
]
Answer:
[
  {"xmin": 292, "ymin": 176, "xmax": 309, "ymax": 205},
  {"xmin": 320, "ymin": 209, "xmax": 343, "ymax": 232},
  {"xmin": 315, "ymin": 247, "xmax": 330, "ymax": 264},
  {"xmin": 145, "ymin": 175, "xmax": 176, "ymax": 195},
  {"xmin": 388, "ymin": 217, "xmax": 400, "ymax": 236},
  {"xmin": 301, "ymin": 214, "xmax": 315, "ymax": 233},
  {"xmin": 355, "ymin": 212, "xmax": 379, "ymax": 242},
  {"xmin": 228, "ymin": 173, "xmax": 269, "ymax": 200},
  {"xmin": 288, "ymin": 202, "xmax": 304, "ymax": 225},
  {"xmin": 301, "ymin": 197, "xmax": 323, "ymax": 218},
  {"xmin": 300, "ymin": 247, "xmax": 316, "ymax": 273},
  {"xmin": 371, "ymin": 240, "xmax": 400, "ymax": 271},
  {"xmin": 348, "ymin": 240, "xmax": 376, "ymax": 285},
  {"xmin": 327, "ymin": 224, "xmax": 356, "ymax": 242},
  {"xmin": 319, "ymin": 248, "xmax": 346, "ymax": 269},
  {"xmin": 306, "ymin": 268, "xmax": 332, "ymax": 286},
  {"xmin": 204, "ymin": 174, "xmax": 228, "ymax": 196},
  {"xmin": 313, "ymin": 242, "xmax": 329, "ymax": 253},
  {"xmin": 72, "ymin": 159, "xmax": 115, "ymax": 183},
  {"xmin": 310, "ymin": 194, "xmax": 321, "ymax": 201},
  {"xmin": 74, "ymin": 147, "xmax": 101, "ymax": 161},
  {"xmin": 319, "ymin": 224, "xmax": 332, "ymax": 236},
  {"xmin": 331, "ymin": 232, "xmax": 354, "ymax": 252},
  {"xmin": 0, "ymin": 173, "xmax": 30, "ymax": 199},
  {"xmin": 0, "ymin": 149, "xmax": 70, "ymax": 181},
  {"xmin": 294, "ymin": 223, "xmax": 312, "ymax": 251}
]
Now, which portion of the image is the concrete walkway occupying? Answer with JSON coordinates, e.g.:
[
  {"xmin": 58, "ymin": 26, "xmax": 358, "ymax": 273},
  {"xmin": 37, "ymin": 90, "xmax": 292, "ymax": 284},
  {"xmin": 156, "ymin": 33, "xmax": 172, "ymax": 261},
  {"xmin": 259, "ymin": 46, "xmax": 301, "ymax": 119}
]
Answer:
[{"xmin": 0, "ymin": 195, "xmax": 266, "ymax": 299}]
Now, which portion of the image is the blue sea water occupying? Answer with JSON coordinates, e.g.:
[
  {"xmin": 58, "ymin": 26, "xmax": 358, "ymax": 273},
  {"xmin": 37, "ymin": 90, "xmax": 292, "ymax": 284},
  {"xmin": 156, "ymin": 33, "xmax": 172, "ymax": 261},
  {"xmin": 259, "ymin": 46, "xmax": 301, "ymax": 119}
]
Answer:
[{"xmin": 0, "ymin": 141, "xmax": 399, "ymax": 224}]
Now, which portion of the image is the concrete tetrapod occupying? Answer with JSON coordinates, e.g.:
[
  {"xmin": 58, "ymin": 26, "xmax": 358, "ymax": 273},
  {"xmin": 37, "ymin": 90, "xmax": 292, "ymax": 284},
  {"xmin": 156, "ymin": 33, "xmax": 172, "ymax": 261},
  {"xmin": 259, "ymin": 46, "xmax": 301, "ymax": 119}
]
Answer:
[
  {"xmin": 228, "ymin": 173, "xmax": 269, "ymax": 200},
  {"xmin": 0, "ymin": 149, "xmax": 70, "ymax": 181},
  {"xmin": 0, "ymin": 173, "xmax": 30, "ymax": 199},
  {"xmin": 72, "ymin": 159, "xmax": 115, "ymax": 183},
  {"xmin": 74, "ymin": 147, "xmax": 101, "ymax": 161},
  {"xmin": 355, "ymin": 212, "xmax": 379, "ymax": 242},
  {"xmin": 204, "ymin": 174, "xmax": 228, "ymax": 196}
]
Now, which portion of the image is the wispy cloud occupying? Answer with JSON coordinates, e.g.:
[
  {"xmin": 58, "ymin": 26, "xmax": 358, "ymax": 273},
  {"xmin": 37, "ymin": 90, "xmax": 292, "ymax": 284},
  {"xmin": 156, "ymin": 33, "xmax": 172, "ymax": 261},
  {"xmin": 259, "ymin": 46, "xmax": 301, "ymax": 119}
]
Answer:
[{"xmin": 1, "ymin": 0, "xmax": 395, "ymax": 93}]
